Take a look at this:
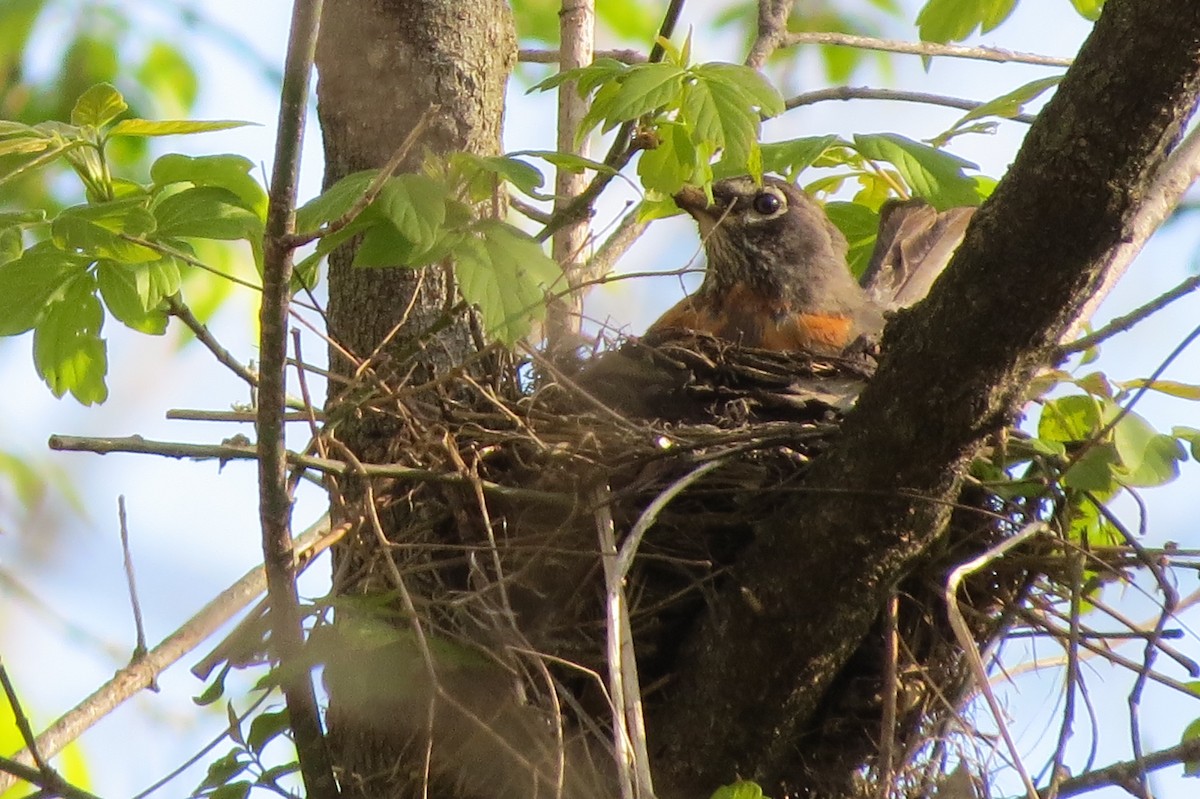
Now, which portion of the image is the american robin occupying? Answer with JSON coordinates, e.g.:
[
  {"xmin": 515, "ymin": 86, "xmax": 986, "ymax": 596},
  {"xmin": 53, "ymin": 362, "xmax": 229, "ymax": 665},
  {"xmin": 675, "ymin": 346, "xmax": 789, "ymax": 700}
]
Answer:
[{"xmin": 646, "ymin": 176, "xmax": 975, "ymax": 355}]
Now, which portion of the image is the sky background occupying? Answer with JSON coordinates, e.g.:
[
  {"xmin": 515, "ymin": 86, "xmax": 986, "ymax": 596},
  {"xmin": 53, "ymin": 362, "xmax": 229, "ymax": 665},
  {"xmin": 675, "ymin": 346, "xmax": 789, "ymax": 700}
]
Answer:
[{"xmin": 3, "ymin": 1, "xmax": 1200, "ymax": 797}]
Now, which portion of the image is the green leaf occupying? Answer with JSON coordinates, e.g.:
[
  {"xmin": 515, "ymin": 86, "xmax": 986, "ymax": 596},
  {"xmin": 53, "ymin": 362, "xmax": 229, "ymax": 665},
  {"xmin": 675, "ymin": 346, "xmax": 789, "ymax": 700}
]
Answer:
[
  {"xmin": 853, "ymin": 133, "xmax": 984, "ymax": 209},
  {"xmin": 916, "ymin": 0, "xmax": 1018, "ymax": 43},
  {"xmin": 247, "ymin": 709, "xmax": 290, "ymax": 755},
  {"xmin": 711, "ymin": 781, "xmax": 768, "ymax": 799},
  {"xmin": 453, "ymin": 222, "xmax": 562, "ymax": 345},
  {"xmin": 1118, "ymin": 378, "xmax": 1200, "ymax": 401},
  {"xmin": 150, "ymin": 153, "xmax": 268, "ymax": 218},
  {"xmin": 824, "ymin": 202, "xmax": 882, "ymax": 278},
  {"xmin": 196, "ymin": 750, "xmax": 247, "ymax": 791},
  {"xmin": 1039, "ymin": 394, "xmax": 1103, "ymax": 443},
  {"xmin": 352, "ymin": 223, "xmax": 424, "ymax": 268},
  {"xmin": 955, "ymin": 76, "xmax": 1062, "ymax": 128},
  {"xmin": 70, "ymin": 82, "xmax": 128, "ymax": 127},
  {"xmin": 378, "ymin": 173, "xmax": 448, "ymax": 247},
  {"xmin": 0, "ymin": 227, "xmax": 22, "ymax": 265},
  {"xmin": 0, "ymin": 245, "xmax": 90, "ymax": 335},
  {"xmin": 530, "ymin": 57, "xmax": 627, "ymax": 96},
  {"xmin": 0, "ymin": 135, "xmax": 53, "ymax": 156},
  {"xmin": 695, "ymin": 63, "xmax": 785, "ymax": 117},
  {"xmin": 1172, "ymin": 426, "xmax": 1200, "ymax": 461},
  {"xmin": 605, "ymin": 63, "xmax": 686, "ymax": 125},
  {"xmin": 51, "ymin": 198, "xmax": 160, "ymax": 263},
  {"xmin": 295, "ymin": 170, "xmax": 377, "ymax": 232},
  {"xmin": 193, "ymin": 664, "xmax": 231, "ymax": 707},
  {"xmin": 683, "ymin": 71, "xmax": 761, "ymax": 174},
  {"xmin": 1062, "ymin": 443, "xmax": 1119, "ymax": 493},
  {"xmin": 760, "ymin": 135, "xmax": 842, "ymax": 179},
  {"xmin": 96, "ymin": 258, "xmax": 178, "ymax": 334},
  {"xmin": 637, "ymin": 122, "xmax": 699, "ymax": 195},
  {"xmin": 109, "ymin": 119, "xmax": 255, "ymax": 137},
  {"xmin": 33, "ymin": 274, "xmax": 108, "ymax": 404},
  {"xmin": 508, "ymin": 149, "xmax": 618, "ymax": 176},
  {"xmin": 210, "ymin": 781, "xmax": 252, "ymax": 799},
  {"xmin": 1069, "ymin": 0, "xmax": 1104, "ymax": 21},
  {"xmin": 154, "ymin": 186, "xmax": 264, "ymax": 242},
  {"xmin": 1112, "ymin": 410, "xmax": 1186, "ymax": 487}
]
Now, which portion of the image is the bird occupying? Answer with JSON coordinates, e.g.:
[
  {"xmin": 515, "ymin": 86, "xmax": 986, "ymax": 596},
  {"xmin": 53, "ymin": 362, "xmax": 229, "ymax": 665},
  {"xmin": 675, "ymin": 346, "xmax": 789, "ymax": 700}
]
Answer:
[{"xmin": 646, "ymin": 175, "xmax": 974, "ymax": 355}]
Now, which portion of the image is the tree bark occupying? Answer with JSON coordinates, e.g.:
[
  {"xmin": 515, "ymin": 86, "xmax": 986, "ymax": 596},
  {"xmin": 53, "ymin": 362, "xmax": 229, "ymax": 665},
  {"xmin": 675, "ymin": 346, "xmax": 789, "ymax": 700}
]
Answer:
[
  {"xmin": 314, "ymin": 1, "xmax": 515, "ymax": 796},
  {"xmin": 649, "ymin": 1, "xmax": 1200, "ymax": 795}
]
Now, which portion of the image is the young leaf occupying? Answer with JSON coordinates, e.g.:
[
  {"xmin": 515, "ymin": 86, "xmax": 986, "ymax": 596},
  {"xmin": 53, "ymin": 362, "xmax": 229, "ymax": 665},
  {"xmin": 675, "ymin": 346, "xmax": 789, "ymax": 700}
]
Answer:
[
  {"xmin": 151, "ymin": 153, "xmax": 268, "ymax": 218},
  {"xmin": 604, "ymin": 63, "xmax": 687, "ymax": 126},
  {"xmin": 1069, "ymin": 0, "xmax": 1104, "ymax": 21},
  {"xmin": 295, "ymin": 170, "xmax": 378, "ymax": 233},
  {"xmin": 33, "ymin": 274, "xmax": 109, "ymax": 404},
  {"xmin": 824, "ymin": 202, "xmax": 882, "ymax": 278},
  {"xmin": 453, "ymin": 222, "xmax": 561, "ymax": 345},
  {"xmin": 916, "ymin": 0, "xmax": 1017, "ymax": 44},
  {"xmin": 637, "ymin": 122, "xmax": 698, "ymax": 195},
  {"xmin": 760, "ymin": 135, "xmax": 841, "ymax": 179},
  {"xmin": 108, "ymin": 119, "xmax": 255, "ymax": 137},
  {"xmin": 51, "ymin": 199, "xmax": 160, "ymax": 263},
  {"xmin": 247, "ymin": 708, "xmax": 291, "ymax": 755},
  {"xmin": 377, "ymin": 173, "xmax": 449, "ymax": 247},
  {"xmin": 852, "ymin": 133, "xmax": 984, "ymax": 209},
  {"xmin": 695, "ymin": 63, "xmax": 785, "ymax": 117},
  {"xmin": 96, "ymin": 258, "xmax": 178, "ymax": 334},
  {"xmin": 0, "ymin": 245, "xmax": 89, "ymax": 335},
  {"xmin": 154, "ymin": 186, "xmax": 264, "ymax": 242},
  {"xmin": 70, "ymin": 82, "xmax": 128, "ymax": 127}
]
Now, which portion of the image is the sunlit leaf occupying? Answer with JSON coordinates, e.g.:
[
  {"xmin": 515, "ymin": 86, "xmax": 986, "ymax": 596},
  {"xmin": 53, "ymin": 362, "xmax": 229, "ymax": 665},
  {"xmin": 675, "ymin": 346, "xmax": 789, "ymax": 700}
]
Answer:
[
  {"xmin": 453, "ymin": 222, "xmax": 561, "ymax": 344},
  {"xmin": 109, "ymin": 119, "xmax": 255, "ymax": 137},
  {"xmin": 33, "ymin": 274, "xmax": 108, "ymax": 404},
  {"xmin": 825, "ymin": 202, "xmax": 881, "ymax": 278},
  {"xmin": 51, "ymin": 198, "xmax": 160, "ymax": 263},
  {"xmin": 853, "ymin": 133, "xmax": 984, "ymax": 209},
  {"xmin": 0, "ymin": 245, "xmax": 89, "ymax": 335},
  {"xmin": 154, "ymin": 186, "xmax": 263, "ymax": 242},
  {"xmin": 760, "ymin": 135, "xmax": 842, "ymax": 179},
  {"xmin": 70, "ymin": 82, "xmax": 128, "ymax": 127},
  {"xmin": 151, "ymin": 153, "xmax": 268, "ymax": 218},
  {"xmin": 96, "ymin": 258, "xmax": 178, "ymax": 334},
  {"xmin": 916, "ymin": 0, "xmax": 1018, "ymax": 43},
  {"xmin": 1069, "ymin": 0, "xmax": 1104, "ymax": 21}
]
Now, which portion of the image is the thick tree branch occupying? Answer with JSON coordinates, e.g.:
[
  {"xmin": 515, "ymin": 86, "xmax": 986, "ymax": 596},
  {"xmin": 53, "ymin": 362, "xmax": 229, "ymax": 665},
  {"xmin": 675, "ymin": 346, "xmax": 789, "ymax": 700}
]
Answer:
[{"xmin": 650, "ymin": 1, "xmax": 1200, "ymax": 794}]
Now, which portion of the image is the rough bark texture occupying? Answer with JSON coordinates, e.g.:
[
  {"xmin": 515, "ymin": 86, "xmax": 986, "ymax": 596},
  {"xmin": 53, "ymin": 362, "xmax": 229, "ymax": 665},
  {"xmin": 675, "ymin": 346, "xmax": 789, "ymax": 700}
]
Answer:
[
  {"xmin": 649, "ymin": 2, "xmax": 1200, "ymax": 796},
  {"xmin": 314, "ymin": 1, "xmax": 515, "ymax": 796}
]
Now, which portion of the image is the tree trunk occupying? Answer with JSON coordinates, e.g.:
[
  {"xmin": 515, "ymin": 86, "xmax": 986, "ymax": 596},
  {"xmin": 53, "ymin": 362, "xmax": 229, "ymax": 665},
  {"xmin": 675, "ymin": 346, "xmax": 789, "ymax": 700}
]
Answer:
[{"xmin": 314, "ymin": 1, "xmax": 515, "ymax": 795}]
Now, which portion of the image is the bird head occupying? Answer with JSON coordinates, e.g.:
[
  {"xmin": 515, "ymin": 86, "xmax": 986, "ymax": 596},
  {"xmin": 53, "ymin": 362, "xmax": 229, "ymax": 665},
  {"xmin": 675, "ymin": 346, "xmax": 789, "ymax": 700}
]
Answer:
[{"xmin": 672, "ymin": 176, "xmax": 867, "ymax": 318}]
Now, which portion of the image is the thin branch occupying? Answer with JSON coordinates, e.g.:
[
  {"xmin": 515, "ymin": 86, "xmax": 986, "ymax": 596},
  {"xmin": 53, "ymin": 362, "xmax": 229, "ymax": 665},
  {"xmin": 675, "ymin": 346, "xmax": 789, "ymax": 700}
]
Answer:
[
  {"xmin": 117, "ymin": 496, "xmax": 151, "ymax": 670},
  {"xmin": 0, "ymin": 754, "xmax": 101, "ymax": 799},
  {"xmin": 167, "ymin": 296, "xmax": 259, "ymax": 388},
  {"xmin": 283, "ymin": 110, "xmax": 436, "ymax": 248},
  {"xmin": 580, "ymin": 206, "xmax": 649, "ymax": 289},
  {"xmin": 785, "ymin": 85, "xmax": 1036, "ymax": 123},
  {"xmin": 1054, "ymin": 737, "xmax": 1200, "ymax": 797},
  {"xmin": 945, "ymin": 522, "xmax": 1048, "ymax": 799},
  {"xmin": 782, "ymin": 31, "xmax": 1073, "ymax": 68},
  {"xmin": 1060, "ymin": 270, "xmax": 1200, "ymax": 354},
  {"xmin": 258, "ymin": 0, "xmax": 336, "ymax": 794},
  {"xmin": 166, "ymin": 409, "xmax": 323, "ymax": 423},
  {"xmin": 518, "ymin": 48, "xmax": 645, "ymax": 65},
  {"xmin": 535, "ymin": 0, "xmax": 685, "ymax": 244},
  {"xmin": 0, "ymin": 519, "xmax": 342, "ymax": 794},
  {"xmin": 746, "ymin": 0, "xmax": 793, "ymax": 70},
  {"xmin": 1059, "ymin": 122, "xmax": 1200, "ymax": 347},
  {"xmin": 46, "ymin": 434, "xmax": 571, "ymax": 506}
]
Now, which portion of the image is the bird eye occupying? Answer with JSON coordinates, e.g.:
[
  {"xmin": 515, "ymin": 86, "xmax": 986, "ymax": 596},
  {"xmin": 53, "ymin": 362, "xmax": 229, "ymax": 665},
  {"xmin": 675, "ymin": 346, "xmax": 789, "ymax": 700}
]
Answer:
[{"xmin": 752, "ymin": 191, "xmax": 783, "ymax": 215}]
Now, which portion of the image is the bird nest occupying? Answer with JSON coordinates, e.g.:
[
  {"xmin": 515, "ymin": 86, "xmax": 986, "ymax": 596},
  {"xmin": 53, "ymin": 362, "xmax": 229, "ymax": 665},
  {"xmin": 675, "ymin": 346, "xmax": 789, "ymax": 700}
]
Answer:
[{"xmin": 326, "ymin": 332, "xmax": 1045, "ymax": 798}]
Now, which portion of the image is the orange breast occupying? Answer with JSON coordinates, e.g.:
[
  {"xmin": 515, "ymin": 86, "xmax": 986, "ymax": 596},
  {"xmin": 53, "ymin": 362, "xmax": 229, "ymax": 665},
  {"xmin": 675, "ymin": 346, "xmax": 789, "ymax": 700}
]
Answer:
[{"xmin": 645, "ymin": 285, "xmax": 854, "ymax": 354}]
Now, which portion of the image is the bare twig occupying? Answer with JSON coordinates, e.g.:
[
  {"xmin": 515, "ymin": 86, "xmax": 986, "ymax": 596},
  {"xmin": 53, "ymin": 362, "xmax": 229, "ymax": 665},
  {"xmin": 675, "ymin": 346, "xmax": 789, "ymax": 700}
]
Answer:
[
  {"xmin": 167, "ymin": 295, "xmax": 259, "ymax": 388},
  {"xmin": 283, "ymin": 110, "xmax": 436, "ymax": 248},
  {"xmin": 47, "ymin": 434, "xmax": 570, "ymax": 506},
  {"xmin": 0, "ymin": 518, "xmax": 341, "ymax": 794},
  {"xmin": 166, "ymin": 408, "xmax": 322, "ymax": 423},
  {"xmin": 782, "ymin": 31, "xmax": 1073, "ymax": 68},
  {"xmin": 785, "ymin": 86, "xmax": 1036, "ymax": 123},
  {"xmin": 1060, "ymin": 270, "xmax": 1200, "ymax": 354},
  {"xmin": 117, "ymin": 496, "xmax": 150, "ymax": 670},
  {"xmin": 1054, "ymin": 736, "xmax": 1200, "ymax": 797},
  {"xmin": 945, "ymin": 521, "xmax": 1047, "ymax": 799},
  {"xmin": 519, "ymin": 48, "xmax": 645, "ymax": 65},
  {"xmin": 580, "ymin": 206, "xmax": 649, "ymax": 289}
]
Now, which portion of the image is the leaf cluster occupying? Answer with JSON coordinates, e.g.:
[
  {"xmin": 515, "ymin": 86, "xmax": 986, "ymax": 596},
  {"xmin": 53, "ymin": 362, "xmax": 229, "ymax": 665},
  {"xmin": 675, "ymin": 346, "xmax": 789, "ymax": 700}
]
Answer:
[{"xmin": 0, "ymin": 83, "xmax": 260, "ymax": 403}]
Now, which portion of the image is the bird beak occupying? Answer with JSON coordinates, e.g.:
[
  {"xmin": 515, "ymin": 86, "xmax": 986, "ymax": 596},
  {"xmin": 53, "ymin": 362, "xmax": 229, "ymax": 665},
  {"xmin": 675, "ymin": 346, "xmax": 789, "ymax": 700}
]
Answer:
[{"xmin": 673, "ymin": 184, "xmax": 721, "ymax": 236}]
